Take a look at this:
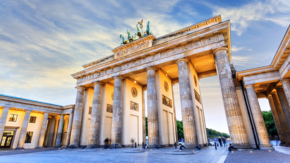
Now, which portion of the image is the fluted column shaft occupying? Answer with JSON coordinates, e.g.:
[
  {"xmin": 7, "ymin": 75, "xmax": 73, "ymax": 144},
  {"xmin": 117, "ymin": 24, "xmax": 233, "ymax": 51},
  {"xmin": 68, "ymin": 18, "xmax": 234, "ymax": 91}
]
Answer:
[
  {"xmin": 37, "ymin": 113, "xmax": 49, "ymax": 148},
  {"xmin": 88, "ymin": 82, "xmax": 103, "ymax": 147},
  {"xmin": 111, "ymin": 77, "xmax": 123, "ymax": 146},
  {"xmin": 69, "ymin": 87, "xmax": 85, "ymax": 147},
  {"xmin": 55, "ymin": 114, "xmax": 64, "ymax": 147},
  {"xmin": 142, "ymin": 87, "xmax": 146, "ymax": 145},
  {"xmin": 246, "ymin": 85, "xmax": 273, "ymax": 149},
  {"xmin": 276, "ymin": 87, "xmax": 290, "ymax": 132},
  {"xmin": 176, "ymin": 59, "xmax": 197, "ymax": 148},
  {"xmin": 271, "ymin": 91, "xmax": 290, "ymax": 146},
  {"xmin": 214, "ymin": 48, "xmax": 250, "ymax": 148},
  {"xmin": 17, "ymin": 110, "xmax": 31, "ymax": 149},
  {"xmin": 0, "ymin": 107, "xmax": 10, "ymax": 139},
  {"xmin": 172, "ymin": 83, "xmax": 179, "ymax": 144},
  {"xmin": 268, "ymin": 95, "xmax": 286, "ymax": 145},
  {"xmin": 64, "ymin": 113, "xmax": 73, "ymax": 147},
  {"xmin": 147, "ymin": 68, "xmax": 159, "ymax": 147}
]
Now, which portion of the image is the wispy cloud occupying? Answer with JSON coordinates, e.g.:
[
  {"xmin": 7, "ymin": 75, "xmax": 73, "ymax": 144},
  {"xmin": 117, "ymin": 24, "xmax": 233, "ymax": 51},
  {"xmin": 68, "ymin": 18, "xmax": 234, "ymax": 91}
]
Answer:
[
  {"xmin": 213, "ymin": 0, "xmax": 290, "ymax": 35},
  {"xmin": 232, "ymin": 46, "xmax": 252, "ymax": 52}
]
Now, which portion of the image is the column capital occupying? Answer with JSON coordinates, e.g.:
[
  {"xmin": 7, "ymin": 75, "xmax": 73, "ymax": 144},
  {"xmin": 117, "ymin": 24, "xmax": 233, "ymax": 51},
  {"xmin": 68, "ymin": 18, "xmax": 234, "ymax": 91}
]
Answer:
[
  {"xmin": 146, "ymin": 67, "xmax": 156, "ymax": 71},
  {"xmin": 75, "ymin": 86, "xmax": 85, "ymax": 90},
  {"xmin": 93, "ymin": 81, "xmax": 104, "ymax": 85},
  {"xmin": 281, "ymin": 78, "xmax": 290, "ymax": 82},
  {"xmin": 113, "ymin": 76, "xmax": 123, "ymax": 80},
  {"xmin": 176, "ymin": 58, "xmax": 189, "ymax": 64},
  {"xmin": 2, "ymin": 105, "xmax": 12, "ymax": 109},
  {"xmin": 244, "ymin": 84, "xmax": 254, "ymax": 89},
  {"xmin": 213, "ymin": 47, "xmax": 228, "ymax": 54}
]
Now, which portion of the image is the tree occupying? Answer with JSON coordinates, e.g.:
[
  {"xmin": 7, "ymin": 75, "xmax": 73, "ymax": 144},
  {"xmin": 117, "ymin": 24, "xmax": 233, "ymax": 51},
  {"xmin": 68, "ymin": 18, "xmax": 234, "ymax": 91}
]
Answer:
[
  {"xmin": 262, "ymin": 110, "xmax": 278, "ymax": 138},
  {"xmin": 176, "ymin": 120, "xmax": 184, "ymax": 139}
]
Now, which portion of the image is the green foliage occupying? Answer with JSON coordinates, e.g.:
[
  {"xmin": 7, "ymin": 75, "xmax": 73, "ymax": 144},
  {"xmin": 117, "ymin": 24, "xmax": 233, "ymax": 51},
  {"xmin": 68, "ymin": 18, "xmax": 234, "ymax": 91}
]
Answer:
[
  {"xmin": 176, "ymin": 120, "xmax": 184, "ymax": 139},
  {"xmin": 206, "ymin": 128, "xmax": 229, "ymax": 138},
  {"xmin": 262, "ymin": 110, "xmax": 278, "ymax": 137}
]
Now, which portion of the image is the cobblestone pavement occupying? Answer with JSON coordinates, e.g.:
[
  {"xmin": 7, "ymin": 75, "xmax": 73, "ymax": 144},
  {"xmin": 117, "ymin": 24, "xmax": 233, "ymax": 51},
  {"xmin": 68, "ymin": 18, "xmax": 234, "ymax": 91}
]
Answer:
[
  {"xmin": 224, "ymin": 149, "xmax": 290, "ymax": 163},
  {"xmin": 0, "ymin": 146, "xmax": 228, "ymax": 163}
]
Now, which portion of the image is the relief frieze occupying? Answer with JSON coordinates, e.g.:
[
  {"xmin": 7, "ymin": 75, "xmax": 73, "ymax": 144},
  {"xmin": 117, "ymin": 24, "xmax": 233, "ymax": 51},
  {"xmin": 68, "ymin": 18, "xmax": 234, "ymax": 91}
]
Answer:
[{"xmin": 77, "ymin": 34, "xmax": 224, "ymax": 84}]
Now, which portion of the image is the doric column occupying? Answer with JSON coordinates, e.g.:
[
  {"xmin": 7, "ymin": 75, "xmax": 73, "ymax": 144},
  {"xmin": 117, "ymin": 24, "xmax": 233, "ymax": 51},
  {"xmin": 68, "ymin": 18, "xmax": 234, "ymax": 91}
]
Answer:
[
  {"xmin": 17, "ymin": 110, "xmax": 31, "ymax": 149},
  {"xmin": 268, "ymin": 95, "xmax": 286, "ymax": 145},
  {"xmin": 246, "ymin": 85, "xmax": 273, "ymax": 149},
  {"xmin": 171, "ymin": 83, "xmax": 178, "ymax": 144},
  {"xmin": 147, "ymin": 67, "xmax": 159, "ymax": 147},
  {"xmin": 37, "ymin": 113, "xmax": 49, "ymax": 148},
  {"xmin": 214, "ymin": 47, "xmax": 250, "ymax": 149},
  {"xmin": 111, "ymin": 77, "xmax": 123, "ymax": 147},
  {"xmin": 64, "ymin": 113, "xmax": 73, "ymax": 147},
  {"xmin": 88, "ymin": 82, "xmax": 103, "ymax": 148},
  {"xmin": 276, "ymin": 88, "xmax": 290, "ymax": 133},
  {"xmin": 176, "ymin": 58, "xmax": 197, "ymax": 148},
  {"xmin": 55, "ymin": 114, "xmax": 64, "ymax": 147},
  {"xmin": 281, "ymin": 78, "xmax": 290, "ymax": 109},
  {"xmin": 271, "ymin": 90, "xmax": 290, "ymax": 146},
  {"xmin": 69, "ymin": 87, "xmax": 85, "ymax": 147},
  {"xmin": 0, "ymin": 106, "xmax": 10, "ymax": 139},
  {"xmin": 47, "ymin": 117, "xmax": 55, "ymax": 146},
  {"xmin": 142, "ymin": 87, "xmax": 146, "ymax": 145}
]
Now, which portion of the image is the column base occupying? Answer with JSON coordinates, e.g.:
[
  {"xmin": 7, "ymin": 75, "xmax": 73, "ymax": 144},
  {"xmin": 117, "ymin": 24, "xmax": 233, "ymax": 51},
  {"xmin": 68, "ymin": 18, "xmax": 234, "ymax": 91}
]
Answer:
[
  {"xmin": 110, "ymin": 144, "xmax": 122, "ymax": 148},
  {"xmin": 35, "ymin": 147, "xmax": 45, "ymax": 149},
  {"xmin": 87, "ymin": 145, "xmax": 98, "ymax": 148},
  {"xmin": 16, "ymin": 147, "xmax": 25, "ymax": 150},
  {"xmin": 147, "ymin": 144, "xmax": 162, "ymax": 148},
  {"xmin": 284, "ymin": 143, "xmax": 290, "ymax": 147},
  {"xmin": 184, "ymin": 144, "xmax": 198, "ymax": 149},
  {"xmin": 232, "ymin": 143, "xmax": 252, "ymax": 149},
  {"xmin": 68, "ymin": 144, "xmax": 79, "ymax": 148},
  {"xmin": 280, "ymin": 142, "xmax": 286, "ymax": 146},
  {"xmin": 259, "ymin": 144, "xmax": 274, "ymax": 150}
]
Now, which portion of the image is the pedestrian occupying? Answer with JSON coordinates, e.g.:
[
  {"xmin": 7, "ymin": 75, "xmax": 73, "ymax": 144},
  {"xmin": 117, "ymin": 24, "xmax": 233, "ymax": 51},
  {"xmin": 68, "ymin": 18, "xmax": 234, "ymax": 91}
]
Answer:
[
  {"xmin": 222, "ymin": 137, "xmax": 226, "ymax": 147},
  {"xmin": 218, "ymin": 137, "xmax": 222, "ymax": 147},
  {"xmin": 274, "ymin": 135, "xmax": 279, "ymax": 146},
  {"xmin": 104, "ymin": 138, "xmax": 109, "ymax": 149},
  {"xmin": 228, "ymin": 143, "xmax": 233, "ymax": 151}
]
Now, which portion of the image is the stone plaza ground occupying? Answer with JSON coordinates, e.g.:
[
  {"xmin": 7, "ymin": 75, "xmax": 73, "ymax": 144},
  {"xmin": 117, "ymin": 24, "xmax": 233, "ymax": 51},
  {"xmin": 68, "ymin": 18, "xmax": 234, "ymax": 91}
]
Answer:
[{"xmin": 1, "ymin": 145, "xmax": 290, "ymax": 163}]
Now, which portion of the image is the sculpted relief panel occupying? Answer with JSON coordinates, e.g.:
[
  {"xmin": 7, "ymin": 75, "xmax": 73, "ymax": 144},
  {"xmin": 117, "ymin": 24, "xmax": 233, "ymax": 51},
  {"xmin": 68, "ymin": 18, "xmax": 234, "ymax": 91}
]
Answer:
[{"xmin": 77, "ymin": 34, "xmax": 225, "ymax": 85}]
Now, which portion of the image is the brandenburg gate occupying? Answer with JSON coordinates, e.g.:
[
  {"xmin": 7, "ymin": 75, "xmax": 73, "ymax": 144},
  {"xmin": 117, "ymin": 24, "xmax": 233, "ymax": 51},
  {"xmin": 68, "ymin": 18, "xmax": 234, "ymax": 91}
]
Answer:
[{"xmin": 2, "ymin": 15, "xmax": 290, "ymax": 150}]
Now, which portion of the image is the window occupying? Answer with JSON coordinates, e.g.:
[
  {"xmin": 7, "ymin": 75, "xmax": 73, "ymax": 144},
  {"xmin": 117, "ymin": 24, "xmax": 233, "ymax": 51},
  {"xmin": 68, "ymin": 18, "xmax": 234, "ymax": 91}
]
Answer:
[
  {"xmin": 25, "ymin": 132, "xmax": 33, "ymax": 143},
  {"xmin": 88, "ymin": 107, "xmax": 92, "ymax": 115},
  {"xmin": 8, "ymin": 114, "xmax": 18, "ymax": 122},
  {"xmin": 29, "ymin": 116, "xmax": 36, "ymax": 123}
]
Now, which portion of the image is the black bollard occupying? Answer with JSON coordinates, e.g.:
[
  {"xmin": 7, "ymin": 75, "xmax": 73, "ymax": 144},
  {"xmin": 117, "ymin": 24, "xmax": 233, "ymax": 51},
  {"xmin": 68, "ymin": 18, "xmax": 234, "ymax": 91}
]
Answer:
[
  {"xmin": 156, "ymin": 145, "xmax": 159, "ymax": 149},
  {"xmin": 215, "ymin": 142, "xmax": 217, "ymax": 150},
  {"xmin": 142, "ymin": 142, "xmax": 144, "ymax": 148},
  {"xmin": 135, "ymin": 142, "xmax": 137, "ymax": 148},
  {"xmin": 115, "ymin": 144, "xmax": 117, "ymax": 149},
  {"xmin": 175, "ymin": 142, "xmax": 177, "ymax": 149}
]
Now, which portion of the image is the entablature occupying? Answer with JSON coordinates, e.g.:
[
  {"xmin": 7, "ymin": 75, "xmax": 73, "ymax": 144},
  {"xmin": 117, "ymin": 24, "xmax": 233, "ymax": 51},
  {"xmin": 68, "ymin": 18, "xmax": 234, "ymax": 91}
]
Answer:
[{"xmin": 72, "ymin": 20, "xmax": 231, "ymax": 87}]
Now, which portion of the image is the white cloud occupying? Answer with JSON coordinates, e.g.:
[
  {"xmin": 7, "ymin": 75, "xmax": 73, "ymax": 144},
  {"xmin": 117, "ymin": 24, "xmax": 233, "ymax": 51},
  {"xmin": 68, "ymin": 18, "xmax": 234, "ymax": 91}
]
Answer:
[
  {"xmin": 213, "ymin": 0, "xmax": 290, "ymax": 35},
  {"xmin": 232, "ymin": 46, "xmax": 252, "ymax": 52}
]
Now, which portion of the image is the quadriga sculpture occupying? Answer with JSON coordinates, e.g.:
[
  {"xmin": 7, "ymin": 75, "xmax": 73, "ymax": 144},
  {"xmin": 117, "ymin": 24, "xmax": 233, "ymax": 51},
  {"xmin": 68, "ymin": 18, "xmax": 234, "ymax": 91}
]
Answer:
[
  {"xmin": 120, "ymin": 34, "xmax": 129, "ymax": 45},
  {"xmin": 127, "ymin": 29, "xmax": 137, "ymax": 42}
]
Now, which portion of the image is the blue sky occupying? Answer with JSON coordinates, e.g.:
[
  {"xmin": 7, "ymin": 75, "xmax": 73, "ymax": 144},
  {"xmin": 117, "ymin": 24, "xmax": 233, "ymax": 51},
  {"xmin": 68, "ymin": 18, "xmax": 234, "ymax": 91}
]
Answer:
[{"xmin": 1, "ymin": 0, "xmax": 290, "ymax": 133}]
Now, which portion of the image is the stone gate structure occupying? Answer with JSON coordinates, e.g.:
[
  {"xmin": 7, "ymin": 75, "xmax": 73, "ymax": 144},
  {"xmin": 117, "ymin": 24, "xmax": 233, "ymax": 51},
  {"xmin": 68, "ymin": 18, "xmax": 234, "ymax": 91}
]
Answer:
[{"xmin": 1, "ymin": 15, "xmax": 290, "ymax": 150}]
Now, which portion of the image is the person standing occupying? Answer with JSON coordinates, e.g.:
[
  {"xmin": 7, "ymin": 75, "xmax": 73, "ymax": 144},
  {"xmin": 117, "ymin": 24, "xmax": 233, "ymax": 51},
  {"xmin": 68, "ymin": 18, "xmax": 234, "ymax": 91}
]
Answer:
[
  {"xmin": 274, "ymin": 135, "xmax": 279, "ymax": 146},
  {"xmin": 222, "ymin": 137, "xmax": 226, "ymax": 146},
  {"xmin": 218, "ymin": 137, "xmax": 222, "ymax": 147}
]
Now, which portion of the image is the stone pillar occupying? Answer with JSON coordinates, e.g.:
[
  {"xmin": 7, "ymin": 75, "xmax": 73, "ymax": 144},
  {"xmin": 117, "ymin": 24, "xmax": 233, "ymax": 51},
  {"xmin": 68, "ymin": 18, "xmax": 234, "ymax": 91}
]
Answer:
[
  {"xmin": 64, "ymin": 113, "xmax": 73, "ymax": 147},
  {"xmin": 69, "ymin": 87, "xmax": 85, "ymax": 147},
  {"xmin": 176, "ymin": 59, "xmax": 197, "ymax": 148},
  {"xmin": 147, "ymin": 67, "xmax": 159, "ymax": 147},
  {"xmin": 37, "ymin": 113, "xmax": 49, "ymax": 148},
  {"xmin": 44, "ymin": 118, "xmax": 52, "ymax": 146},
  {"xmin": 214, "ymin": 47, "xmax": 250, "ymax": 149},
  {"xmin": 88, "ymin": 82, "xmax": 103, "ymax": 148},
  {"xmin": 55, "ymin": 114, "xmax": 64, "ymax": 147},
  {"xmin": 246, "ymin": 85, "xmax": 273, "ymax": 149},
  {"xmin": 17, "ymin": 110, "xmax": 31, "ymax": 149},
  {"xmin": 276, "ymin": 88, "xmax": 290, "ymax": 134},
  {"xmin": 111, "ymin": 77, "xmax": 123, "ymax": 147},
  {"xmin": 0, "ymin": 107, "xmax": 10, "ymax": 139},
  {"xmin": 52, "ymin": 117, "xmax": 59, "ymax": 146},
  {"xmin": 281, "ymin": 78, "xmax": 290, "ymax": 109},
  {"xmin": 171, "ymin": 83, "xmax": 179, "ymax": 144},
  {"xmin": 142, "ymin": 87, "xmax": 146, "ymax": 145},
  {"xmin": 271, "ymin": 90, "xmax": 290, "ymax": 146},
  {"xmin": 268, "ymin": 95, "xmax": 286, "ymax": 145},
  {"xmin": 47, "ymin": 117, "xmax": 55, "ymax": 147}
]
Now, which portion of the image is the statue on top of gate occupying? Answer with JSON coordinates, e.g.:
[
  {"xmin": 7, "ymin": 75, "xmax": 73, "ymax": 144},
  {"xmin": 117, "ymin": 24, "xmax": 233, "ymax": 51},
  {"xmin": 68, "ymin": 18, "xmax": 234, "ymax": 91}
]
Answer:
[{"xmin": 120, "ymin": 19, "xmax": 153, "ymax": 45}]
